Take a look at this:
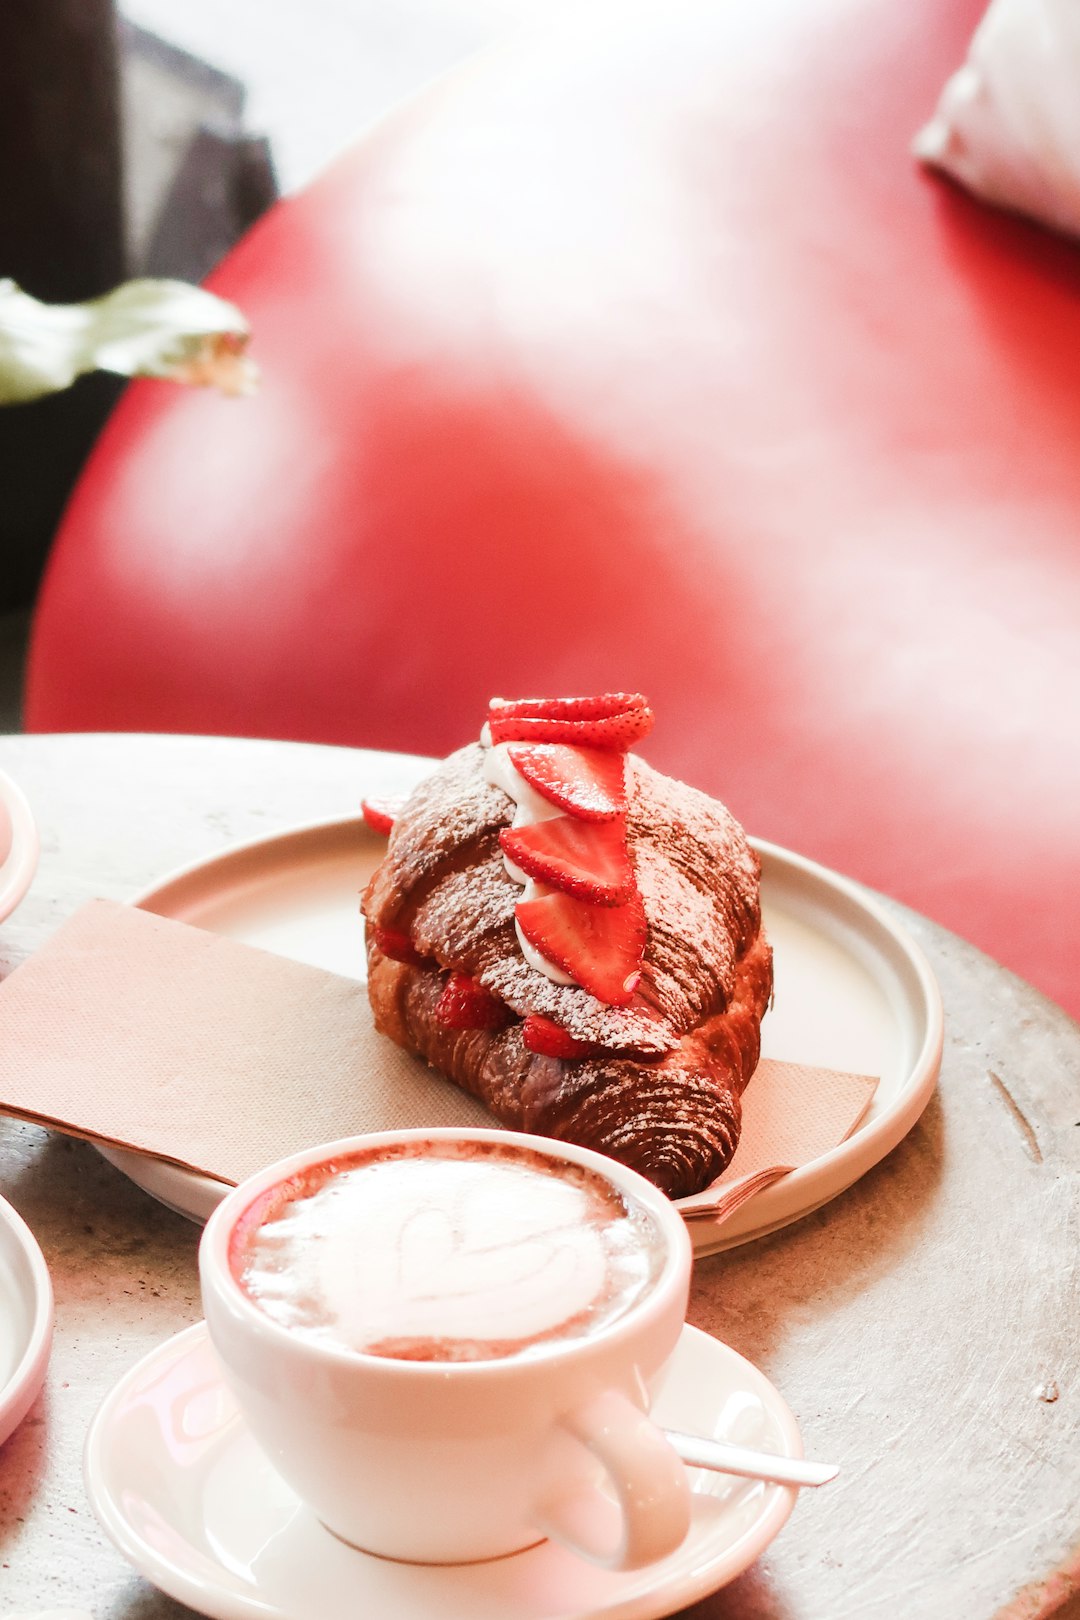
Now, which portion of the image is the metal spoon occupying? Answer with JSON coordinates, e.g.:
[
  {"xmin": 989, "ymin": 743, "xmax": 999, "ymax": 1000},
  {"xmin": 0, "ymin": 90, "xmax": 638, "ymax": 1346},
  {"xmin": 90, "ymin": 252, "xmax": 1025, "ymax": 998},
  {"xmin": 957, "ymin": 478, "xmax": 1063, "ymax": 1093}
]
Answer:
[{"xmin": 664, "ymin": 1429, "xmax": 839, "ymax": 1489}]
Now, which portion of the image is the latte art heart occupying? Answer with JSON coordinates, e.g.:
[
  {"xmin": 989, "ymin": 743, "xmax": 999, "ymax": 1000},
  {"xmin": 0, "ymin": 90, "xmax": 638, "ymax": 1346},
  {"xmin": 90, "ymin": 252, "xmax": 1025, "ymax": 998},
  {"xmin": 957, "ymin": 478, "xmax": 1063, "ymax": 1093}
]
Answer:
[{"xmin": 233, "ymin": 1140, "xmax": 663, "ymax": 1361}]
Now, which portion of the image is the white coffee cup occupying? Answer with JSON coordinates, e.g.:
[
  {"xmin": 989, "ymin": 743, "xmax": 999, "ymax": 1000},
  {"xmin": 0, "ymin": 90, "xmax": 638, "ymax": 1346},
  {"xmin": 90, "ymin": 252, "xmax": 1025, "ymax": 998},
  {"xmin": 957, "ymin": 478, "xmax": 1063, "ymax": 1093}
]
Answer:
[{"xmin": 199, "ymin": 1127, "xmax": 693, "ymax": 1569}]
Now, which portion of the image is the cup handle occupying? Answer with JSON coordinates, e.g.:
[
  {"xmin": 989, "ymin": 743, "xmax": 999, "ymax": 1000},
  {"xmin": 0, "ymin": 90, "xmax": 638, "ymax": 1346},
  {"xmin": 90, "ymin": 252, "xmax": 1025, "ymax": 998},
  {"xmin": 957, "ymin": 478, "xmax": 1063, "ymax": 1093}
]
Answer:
[{"xmin": 534, "ymin": 1389, "xmax": 692, "ymax": 1570}]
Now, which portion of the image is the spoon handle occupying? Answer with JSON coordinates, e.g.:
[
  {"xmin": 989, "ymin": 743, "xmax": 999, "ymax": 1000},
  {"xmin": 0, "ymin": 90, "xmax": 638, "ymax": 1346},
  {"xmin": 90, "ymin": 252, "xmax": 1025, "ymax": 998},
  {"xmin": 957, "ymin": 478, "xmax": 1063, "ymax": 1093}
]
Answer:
[{"xmin": 663, "ymin": 1429, "xmax": 839, "ymax": 1489}]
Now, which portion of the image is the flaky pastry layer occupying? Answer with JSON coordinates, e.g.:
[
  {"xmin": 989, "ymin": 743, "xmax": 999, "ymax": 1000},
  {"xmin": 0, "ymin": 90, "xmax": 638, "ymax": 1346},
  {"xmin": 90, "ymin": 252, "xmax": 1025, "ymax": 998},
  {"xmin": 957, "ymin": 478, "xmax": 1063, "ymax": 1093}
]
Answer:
[{"xmin": 361, "ymin": 744, "xmax": 773, "ymax": 1197}]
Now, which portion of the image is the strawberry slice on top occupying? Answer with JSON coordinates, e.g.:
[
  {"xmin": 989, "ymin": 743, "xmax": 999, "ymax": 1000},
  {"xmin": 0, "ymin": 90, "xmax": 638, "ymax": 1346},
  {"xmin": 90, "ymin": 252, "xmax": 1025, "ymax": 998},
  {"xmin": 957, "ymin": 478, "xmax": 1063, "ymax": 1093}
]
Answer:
[
  {"xmin": 361, "ymin": 796, "xmax": 407, "ymax": 836},
  {"xmin": 507, "ymin": 743, "xmax": 627, "ymax": 820},
  {"xmin": 515, "ymin": 886, "xmax": 646, "ymax": 1006},
  {"xmin": 500, "ymin": 815, "xmax": 634, "ymax": 905},
  {"xmin": 487, "ymin": 693, "xmax": 654, "ymax": 751}
]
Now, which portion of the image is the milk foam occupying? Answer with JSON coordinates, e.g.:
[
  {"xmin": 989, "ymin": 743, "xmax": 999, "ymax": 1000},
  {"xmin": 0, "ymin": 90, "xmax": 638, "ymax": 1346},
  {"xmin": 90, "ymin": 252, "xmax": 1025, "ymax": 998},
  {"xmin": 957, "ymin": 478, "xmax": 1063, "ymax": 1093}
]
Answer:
[{"xmin": 234, "ymin": 1142, "xmax": 661, "ymax": 1361}]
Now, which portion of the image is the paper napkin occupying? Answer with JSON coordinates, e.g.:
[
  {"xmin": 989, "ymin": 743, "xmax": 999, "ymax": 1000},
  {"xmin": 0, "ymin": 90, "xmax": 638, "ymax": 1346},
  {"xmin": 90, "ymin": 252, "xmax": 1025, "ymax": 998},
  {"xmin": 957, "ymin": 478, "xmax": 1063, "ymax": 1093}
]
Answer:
[{"xmin": 0, "ymin": 900, "xmax": 877, "ymax": 1219}]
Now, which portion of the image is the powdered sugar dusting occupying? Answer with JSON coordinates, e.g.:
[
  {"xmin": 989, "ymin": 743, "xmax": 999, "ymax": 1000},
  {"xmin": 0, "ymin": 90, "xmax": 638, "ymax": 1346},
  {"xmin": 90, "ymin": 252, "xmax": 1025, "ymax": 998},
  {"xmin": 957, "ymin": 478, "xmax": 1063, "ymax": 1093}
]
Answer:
[
  {"xmin": 363, "ymin": 745, "xmax": 506, "ymax": 922},
  {"xmin": 625, "ymin": 756, "xmax": 762, "ymax": 1028},
  {"xmin": 409, "ymin": 860, "xmax": 673, "ymax": 1053},
  {"xmin": 627, "ymin": 757, "xmax": 761, "ymax": 952},
  {"xmin": 363, "ymin": 744, "xmax": 763, "ymax": 1056}
]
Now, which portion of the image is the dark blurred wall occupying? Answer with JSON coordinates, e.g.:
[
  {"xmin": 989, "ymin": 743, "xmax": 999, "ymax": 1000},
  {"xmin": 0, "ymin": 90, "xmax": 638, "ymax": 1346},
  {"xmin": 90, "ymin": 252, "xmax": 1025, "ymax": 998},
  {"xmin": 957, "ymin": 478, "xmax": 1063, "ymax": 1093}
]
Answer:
[
  {"xmin": 0, "ymin": 4, "xmax": 277, "ymax": 616},
  {"xmin": 0, "ymin": 0, "xmax": 127, "ymax": 612}
]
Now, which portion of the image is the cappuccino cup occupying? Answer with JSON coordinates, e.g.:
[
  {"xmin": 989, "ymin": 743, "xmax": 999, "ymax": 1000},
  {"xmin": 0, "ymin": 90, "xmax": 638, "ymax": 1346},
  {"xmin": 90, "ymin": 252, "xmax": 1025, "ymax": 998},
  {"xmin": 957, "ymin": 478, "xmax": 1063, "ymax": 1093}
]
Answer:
[{"xmin": 199, "ymin": 1128, "xmax": 693, "ymax": 1568}]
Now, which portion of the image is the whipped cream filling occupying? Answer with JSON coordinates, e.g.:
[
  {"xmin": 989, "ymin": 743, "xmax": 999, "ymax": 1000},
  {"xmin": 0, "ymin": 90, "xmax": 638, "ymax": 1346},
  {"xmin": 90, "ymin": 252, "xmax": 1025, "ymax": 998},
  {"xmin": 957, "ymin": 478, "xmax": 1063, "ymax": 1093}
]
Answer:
[{"xmin": 482, "ymin": 740, "xmax": 576, "ymax": 986}]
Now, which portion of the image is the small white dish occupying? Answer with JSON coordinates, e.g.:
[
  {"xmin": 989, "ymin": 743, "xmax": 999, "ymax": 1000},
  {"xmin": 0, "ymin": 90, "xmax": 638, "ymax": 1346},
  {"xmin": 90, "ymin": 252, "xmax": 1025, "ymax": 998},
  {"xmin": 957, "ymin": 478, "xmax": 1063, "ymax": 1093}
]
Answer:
[
  {"xmin": 0, "ymin": 766, "xmax": 39, "ymax": 923},
  {"xmin": 84, "ymin": 1321, "xmax": 802, "ymax": 1620},
  {"xmin": 0, "ymin": 1191, "xmax": 53, "ymax": 1446}
]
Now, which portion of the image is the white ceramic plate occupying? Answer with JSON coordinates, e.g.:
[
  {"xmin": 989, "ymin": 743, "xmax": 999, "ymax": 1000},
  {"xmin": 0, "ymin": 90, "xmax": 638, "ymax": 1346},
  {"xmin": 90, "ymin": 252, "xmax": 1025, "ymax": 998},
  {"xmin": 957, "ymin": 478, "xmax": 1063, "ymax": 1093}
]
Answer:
[
  {"xmin": 0, "ymin": 767, "xmax": 39, "ymax": 923},
  {"xmin": 0, "ymin": 1191, "xmax": 54, "ymax": 1446},
  {"xmin": 84, "ymin": 1320, "xmax": 801, "ymax": 1620},
  {"xmin": 99, "ymin": 818, "xmax": 942, "ymax": 1255}
]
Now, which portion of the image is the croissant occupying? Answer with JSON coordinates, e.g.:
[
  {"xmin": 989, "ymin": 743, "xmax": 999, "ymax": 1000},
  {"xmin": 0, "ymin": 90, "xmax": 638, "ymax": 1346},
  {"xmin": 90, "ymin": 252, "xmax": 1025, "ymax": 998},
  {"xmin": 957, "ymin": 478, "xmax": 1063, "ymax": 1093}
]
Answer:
[{"xmin": 361, "ymin": 700, "xmax": 772, "ymax": 1199}]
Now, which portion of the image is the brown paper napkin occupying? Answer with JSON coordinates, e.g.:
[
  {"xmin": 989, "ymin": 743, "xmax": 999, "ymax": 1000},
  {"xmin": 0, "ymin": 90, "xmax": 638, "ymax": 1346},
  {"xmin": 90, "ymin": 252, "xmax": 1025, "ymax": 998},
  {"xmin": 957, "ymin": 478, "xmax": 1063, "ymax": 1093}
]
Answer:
[
  {"xmin": 0, "ymin": 900, "xmax": 877, "ymax": 1218},
  {"xmin": 677, "ymin": 1056, "xmax": 876, "ymax": 1222}
]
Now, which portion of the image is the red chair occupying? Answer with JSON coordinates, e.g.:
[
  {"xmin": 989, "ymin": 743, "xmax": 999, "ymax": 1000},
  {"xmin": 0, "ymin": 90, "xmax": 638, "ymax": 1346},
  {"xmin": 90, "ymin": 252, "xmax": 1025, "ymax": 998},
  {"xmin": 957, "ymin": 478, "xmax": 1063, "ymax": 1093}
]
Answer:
[{"xmin": 25, "ymin": 0, "xmax": 1080, "ymax": 1018}]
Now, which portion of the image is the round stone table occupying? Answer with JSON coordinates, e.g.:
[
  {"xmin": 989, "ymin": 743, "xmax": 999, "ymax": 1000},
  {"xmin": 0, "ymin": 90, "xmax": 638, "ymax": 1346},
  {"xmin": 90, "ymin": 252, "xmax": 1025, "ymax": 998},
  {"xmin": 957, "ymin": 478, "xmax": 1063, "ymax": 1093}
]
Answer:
[{"xmin": 0, "ymin": 733, "xmax": 1077, "ymax": 1620}]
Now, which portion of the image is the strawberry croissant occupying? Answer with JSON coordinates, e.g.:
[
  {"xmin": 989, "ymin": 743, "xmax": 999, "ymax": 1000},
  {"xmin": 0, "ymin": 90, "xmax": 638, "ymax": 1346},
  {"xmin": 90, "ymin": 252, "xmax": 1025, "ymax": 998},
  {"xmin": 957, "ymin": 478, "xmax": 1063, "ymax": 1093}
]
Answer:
[{"xmin": 361, "ymin": 694, "xmax": 772, "ymax": 1199}]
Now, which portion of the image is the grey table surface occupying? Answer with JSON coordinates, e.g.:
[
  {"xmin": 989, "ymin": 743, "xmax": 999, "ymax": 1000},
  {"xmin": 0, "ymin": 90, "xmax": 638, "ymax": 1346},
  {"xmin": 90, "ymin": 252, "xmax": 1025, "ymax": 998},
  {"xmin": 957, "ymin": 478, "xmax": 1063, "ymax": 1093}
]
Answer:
[{"xmin": 0, "ymin": 731, "xmax": 1077, "ymax": 1620}]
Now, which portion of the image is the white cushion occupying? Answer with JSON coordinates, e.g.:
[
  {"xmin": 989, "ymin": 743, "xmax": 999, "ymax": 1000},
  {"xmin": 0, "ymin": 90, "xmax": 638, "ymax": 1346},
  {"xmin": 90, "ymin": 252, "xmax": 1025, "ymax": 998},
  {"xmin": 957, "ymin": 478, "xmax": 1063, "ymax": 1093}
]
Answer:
[{"xmin": 914, "ymin": 0, "xmax": 1080, "ymax": 240}]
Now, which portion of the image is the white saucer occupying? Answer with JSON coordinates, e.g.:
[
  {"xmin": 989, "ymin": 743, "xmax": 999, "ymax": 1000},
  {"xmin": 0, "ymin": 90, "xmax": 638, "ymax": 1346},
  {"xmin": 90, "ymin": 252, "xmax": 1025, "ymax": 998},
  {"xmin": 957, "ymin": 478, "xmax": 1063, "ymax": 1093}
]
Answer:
[
  {"xmin": 84, "ymin": 1322, "xmax": 802, "ymax": 1620},
  {"xmin": 0, "ymin": 1191, "xmax": 54, "ymax": 1446},
  {"xmin": 0, "ymin": 766, "xmax": 39, "ymax": 923},
  {"xmin": 102, "ymin": 816, "xmax": 942, "ymax": 1256}
]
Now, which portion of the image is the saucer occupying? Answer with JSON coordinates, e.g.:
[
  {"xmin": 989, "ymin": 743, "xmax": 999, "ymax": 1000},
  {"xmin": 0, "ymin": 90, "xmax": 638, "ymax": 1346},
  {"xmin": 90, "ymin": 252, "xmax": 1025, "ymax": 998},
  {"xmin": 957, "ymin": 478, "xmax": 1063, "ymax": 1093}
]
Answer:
[
  {"xmin": 84, "ymin": 1322, "xmax": 802, "ymax": 1620},
  {"xmin": 0, "ymin": 766, "xmax": 39, "ymax": 923},
  {"xmin": 0, "ymin": 1191, "xmax": 54, "ymax": 1446}
]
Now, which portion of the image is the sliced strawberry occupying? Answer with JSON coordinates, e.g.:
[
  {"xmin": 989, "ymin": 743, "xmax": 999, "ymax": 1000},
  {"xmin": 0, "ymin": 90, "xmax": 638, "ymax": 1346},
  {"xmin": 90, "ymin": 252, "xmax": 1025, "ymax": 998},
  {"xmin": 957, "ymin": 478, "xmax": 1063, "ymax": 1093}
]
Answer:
[
  {"xmin": 435, "ymin": 972, "xmax": 511, "ymax": 1030},
  {"xmin": 370, "ymin": 924, "xmax": 424, "ymax": 966},
  {"xmin": 490, "ymin": 694, "xmax": 645, "ymax": 722},
  {"xmin": 515, "ymin": 888, "xmax": 646, "ymax": 1006},
  {"xmin": 522, "ymin": 1014, "xmax": 598, "ymax": 1059},
  {"xmin": 361, "ymin": 796, "xmax": 407, "ymax": 836},
  {"xmin": 488, "ymin": 693, "xmax": 654, "ymax": 752},
  {"xmin": 507, "ymin": 744, "xmax": 626, "ymax": 820},
  {"xmin": 500, "ymin": 815, "xmax": 634, "ymax": 905}
]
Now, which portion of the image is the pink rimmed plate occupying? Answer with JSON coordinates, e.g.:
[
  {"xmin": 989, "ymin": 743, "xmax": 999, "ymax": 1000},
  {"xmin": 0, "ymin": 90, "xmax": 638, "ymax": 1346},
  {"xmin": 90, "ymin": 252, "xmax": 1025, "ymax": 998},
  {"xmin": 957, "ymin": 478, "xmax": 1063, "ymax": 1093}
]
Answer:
[
  {"xmin": 0, "ymin": 1190, "xmax": 53, "ymax": 1446},
  {"xmin": 0, "ymin": 767, "xmax": 39, "ymax": 922}
]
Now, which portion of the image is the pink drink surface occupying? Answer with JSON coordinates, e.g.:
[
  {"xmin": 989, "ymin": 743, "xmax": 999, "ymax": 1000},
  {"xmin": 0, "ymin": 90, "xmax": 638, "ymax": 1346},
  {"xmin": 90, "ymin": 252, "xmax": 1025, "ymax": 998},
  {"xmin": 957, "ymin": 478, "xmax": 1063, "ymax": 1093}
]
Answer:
[{"xmin": 231, "ymin": 1140, "xmax": 664, "ymax": 1361}]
